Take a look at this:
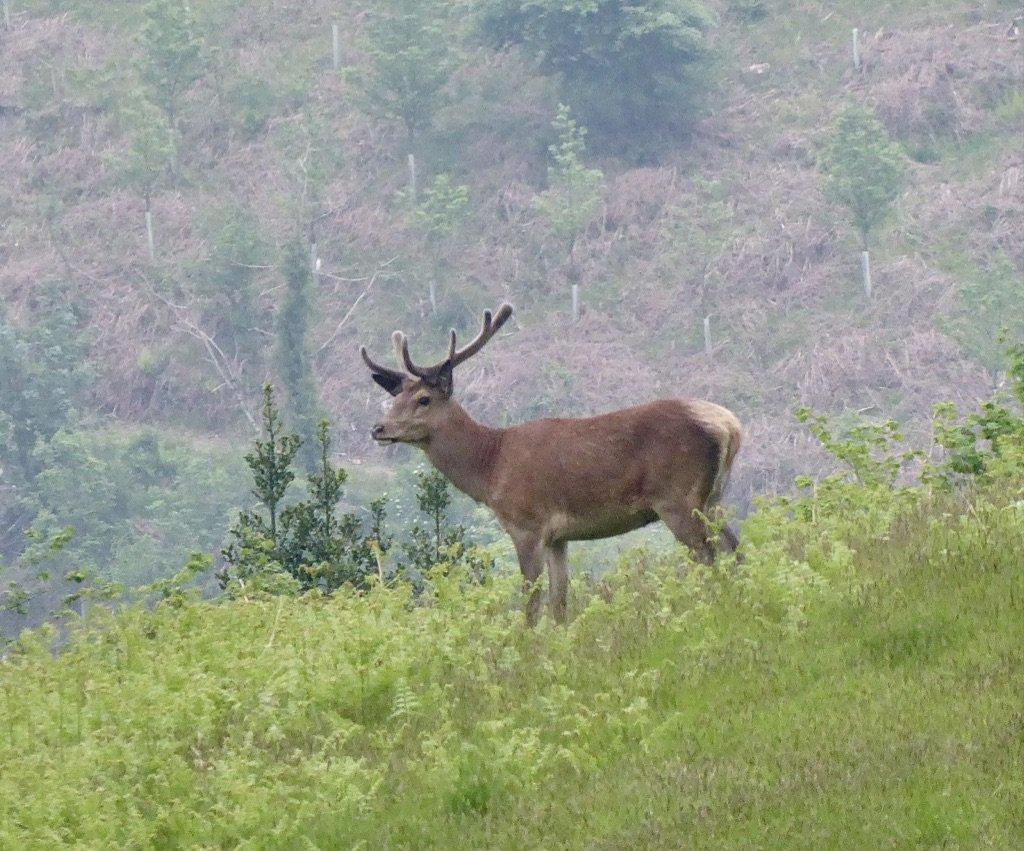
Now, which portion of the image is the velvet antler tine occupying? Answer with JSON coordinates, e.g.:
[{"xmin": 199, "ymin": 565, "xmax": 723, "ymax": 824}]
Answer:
[
  {"xmin": 448, "ymin": 303, "xmax": 515, "ymax": 368},
  {"xmin": 400, "ymin": 334, "xmax": 430, "ymax": 378},
  {"xmin": 361, "ymin": 345, "xmax": 401, "ymax": 378},
  {"xmin": 492, "ymin": 303, "xmax": 513, "ymax": 329},
  {"xmin": 391, "ymin": 331, "xmax": 405, "ymax": 366},
  {"xmin": 360, "ymin": 342, "xmax": 408, "ymax": 394},
  {"xmin": 378, "ymin": 304, "xmax": 513, "ymax": 381}
]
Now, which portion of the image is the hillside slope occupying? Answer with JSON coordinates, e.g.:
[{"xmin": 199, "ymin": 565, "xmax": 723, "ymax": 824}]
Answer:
[
  {"xmin": 0, "ymin": 0, "xmax": 1021, "ymax": 508},
  {"xmin": 2, "ymin": 473, "xmax": 1022, "ymax": 847}
]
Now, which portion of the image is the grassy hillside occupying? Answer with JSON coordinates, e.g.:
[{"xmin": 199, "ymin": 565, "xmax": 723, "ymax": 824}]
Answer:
[
  {"xmin": 2, "ymin": 464, "xmax": 1022, "ymax": 847},
  {"xmin": 1, "ymin": 0, "xmax": 1020, "ymax": 510},
  {"xmin": 2, "ymin": 2, "xmax": 1022, "ymax": 842}
]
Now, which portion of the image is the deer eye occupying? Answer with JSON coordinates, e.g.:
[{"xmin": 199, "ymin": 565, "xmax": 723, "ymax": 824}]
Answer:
[{"xmin": 417, "ymin": 396, "xmax": 431, "ymax": 407}]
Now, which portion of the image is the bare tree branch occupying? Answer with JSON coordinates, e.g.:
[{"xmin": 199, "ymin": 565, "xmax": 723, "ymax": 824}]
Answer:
[
  {"xmin": 141, "ymin": 278, "xmax": 259, "ymax": 432},
  {"xmin": 315, "ymin": 257, "xmax": 398, "ymax": 357}
]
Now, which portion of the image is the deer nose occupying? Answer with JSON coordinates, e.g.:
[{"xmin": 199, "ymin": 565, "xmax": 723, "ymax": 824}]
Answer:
[{"xmin": 371, "ymin": 423, "xmax": 386, "ymax": 440}]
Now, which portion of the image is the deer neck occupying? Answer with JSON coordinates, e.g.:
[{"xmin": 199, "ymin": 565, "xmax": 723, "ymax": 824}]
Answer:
[{"xmin": 424, "ymin": 402, "xmax": 502, "ymax": 505}]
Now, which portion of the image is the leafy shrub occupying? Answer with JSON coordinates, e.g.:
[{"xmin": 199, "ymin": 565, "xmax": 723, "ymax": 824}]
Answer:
[
  {"xmin": 398, "ymin": 468, "xmax": 493, "ymax": 586},
  {"xmin": 820, "ymin": 103, "xmax": 906, "ymax": 250},
  {"xmin": 533, "ymin": 104, "xmax": 604, "ymax": 263},
  {"xmin": 220, "ymin": 387, "xmax": 389, "ymax": 595},
  {"xmin": 927, "ymin": 341, "xmax": 1024, "ymax": 486}
]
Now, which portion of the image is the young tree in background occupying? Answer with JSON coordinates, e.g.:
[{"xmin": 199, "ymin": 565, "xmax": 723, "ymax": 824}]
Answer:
[
  {"xmin": 275, "ymin": 239, "xmax": 321, "ymax": 467},
  {"xmin": 136, "ymin": 0, "xmax": 211, "ymax": 143},
  {"xmin": 194, "ymin": 202, "xmax": 268, "ymax": 363},
  {"xmin": 114, "ymin": 95, "xmax": 176, "ymax": 257},
  {"xmin": 245, "ymin": 385, "xmax": 301, "ymax": 544},
  {"xmin": 479, "ymin": 0, "xmax": 716, "ymax": 156},
  {"xmin": 351, "ymin": 0, "xmax": 457, "ymax": 154},
  {"xmin": 221, "ymin": 385, "xmax": 302, "ymax": 595},
  {"xmin": 278, "ymin": 420, "xmax": 387, "ymax": 590},
  {"xmin": 821, "ymin": 104, "xmax": 906, "ymax": 298},
  {"xmin": 533, "ymin": 105, "xmax": 603, "ymax": 308},
  {"xmin": 407, "ymin": 174, "xmax": 470, "ymax": 313}
]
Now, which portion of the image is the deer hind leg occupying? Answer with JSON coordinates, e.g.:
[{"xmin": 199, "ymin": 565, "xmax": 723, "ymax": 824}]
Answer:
[
  {"xmin": 719, "ymin": 522, "xmax": 740, "ymax": 555},
  {"xmin": 655, "ymin": 505, "xmax": 716, "ymax": 564},
  {"xmin": 546, "ymin": 541, "xmax": 569, "ymax": 623},
  {"xmin": 700, "ymin": 502, "xmax": 740, "ymax": 558},
  {"xmin": 510, "ymin": 530, "xmax": 545, "ymax": 626},
  {"xmin": 658, "ymin": 505, "xmax": 739, "ymax": 563}
]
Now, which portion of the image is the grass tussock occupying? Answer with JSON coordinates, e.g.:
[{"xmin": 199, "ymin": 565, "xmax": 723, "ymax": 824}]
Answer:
[{"xmin": 2, "ymin": 477, "xmax": 1023, "ymax": 848}]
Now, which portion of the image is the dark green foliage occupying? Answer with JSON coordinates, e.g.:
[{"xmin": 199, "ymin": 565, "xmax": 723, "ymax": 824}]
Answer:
[
  {"xmin": 1, "ymin": 428, "xmax": 248, "ymax": 640},
  {"xmin": 399, "ymin": 469, "xmax": 489, "ymax": 584},
  {"xmin": 351, "ymin": 0, "xmax": 459, "ymax": 149},
  {"xmin": 928, "ymin": 342, "xmax": 1024, "ymax": 484},
  {"xmin": 820, "ymin": 103, "xmax": 906, "ymax": 249},
  {"xmin": 0, "ymin": 283, "xmax": 86, "ymax": 484},
  {"xmin": 242, "ymin": 385, "xmax": 301, "ymax": 542},
  {"xmin": 726, "ymin": 0, "xmax": 767, "ymax": 22},
  {"xmin": 223, "ymin": 75, "xmax": 279, "ymax": 140},
  {"xmin": 27, "ymin": 429, "xmax": 245, "ymax": 585},
  {"xmin": 478, "ymin": 0, "xmax": 716, "ymax": 156},
  {"xmin": 136, "ymin": 0, "xmax": 212, "ymax": 129},
  {"xmin": 275, "ymin": 239, "xmax": 320, "ymax": 467},
  {"xmin": 277, "ymin": 421, "xmax": 385, "ymax": 591},
  {"xmin": 221, "ymin": 397, "xmax": 390, "ymax": 594},
  {"xmin": 0, "ymin": 283, "xmax": 89, "ymax": 560}
]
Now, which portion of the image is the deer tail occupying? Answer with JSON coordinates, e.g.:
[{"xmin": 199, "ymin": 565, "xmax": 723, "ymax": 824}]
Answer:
[{"xmin": 706, "ymin": 411, "xmax": 742, "ymax": 509}]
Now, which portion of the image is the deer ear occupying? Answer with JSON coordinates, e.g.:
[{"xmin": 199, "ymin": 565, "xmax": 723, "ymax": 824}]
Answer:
[
  {"xmin": 432, "ymin": 361, "xmax": 454, "ymax": 399},
  {"xmin": 371, "ymin": 371, "xmax": 403, "ymax": 397}
]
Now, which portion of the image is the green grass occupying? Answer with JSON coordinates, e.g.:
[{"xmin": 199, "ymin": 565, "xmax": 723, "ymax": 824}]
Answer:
[{"xmin": 2, "ymin": 477, "xmax": 1022, "ymax": 848}]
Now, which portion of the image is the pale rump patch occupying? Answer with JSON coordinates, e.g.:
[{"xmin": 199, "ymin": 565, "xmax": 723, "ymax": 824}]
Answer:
[{"xmin": 682, "ymin": 400, "xmax": 743, "ymax": 508}]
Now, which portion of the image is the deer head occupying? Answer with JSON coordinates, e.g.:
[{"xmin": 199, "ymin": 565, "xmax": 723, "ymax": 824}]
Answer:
[{"xmin": 361, "ymin": 304, "xmax": 513, "ymax": 445}]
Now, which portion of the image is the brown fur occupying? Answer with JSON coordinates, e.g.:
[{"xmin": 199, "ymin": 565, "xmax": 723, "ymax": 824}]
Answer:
[{"xmin": 364, "ymin": 306, "xmax": 742, "ymax": 624}]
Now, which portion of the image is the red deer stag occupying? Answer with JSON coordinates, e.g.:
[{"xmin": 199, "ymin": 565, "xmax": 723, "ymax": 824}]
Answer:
[{"xmin": 361, "ymin": 304, "xmax": 742, "ymax": 623}]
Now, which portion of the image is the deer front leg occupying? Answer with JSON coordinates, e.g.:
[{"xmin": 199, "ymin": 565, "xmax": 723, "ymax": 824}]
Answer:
[{"xmin": 509, "ymin": 529, "xmax": 544, "ymax": 626}]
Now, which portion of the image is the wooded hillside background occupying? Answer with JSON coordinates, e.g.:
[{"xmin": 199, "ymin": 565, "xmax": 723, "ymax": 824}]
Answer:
[{"xmin": 1, "ymin": 0, "xmax": 1021, "ymax": 579}]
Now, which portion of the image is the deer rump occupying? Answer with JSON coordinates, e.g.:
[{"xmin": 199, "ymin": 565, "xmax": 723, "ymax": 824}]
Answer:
[{"xmin": 488, "ymin": 399, "xmax": 738, "ymax": 545}]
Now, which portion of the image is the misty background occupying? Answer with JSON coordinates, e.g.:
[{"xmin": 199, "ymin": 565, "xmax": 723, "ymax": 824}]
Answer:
[{"xmin": 1, "ymin": 0, "xmax": 1021, "ymax": 633}]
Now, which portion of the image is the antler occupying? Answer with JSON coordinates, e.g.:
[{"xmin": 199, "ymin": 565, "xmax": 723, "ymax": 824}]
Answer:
[
  {"xmin": 450, "ymin": 303, "xmax": 514, "ymax": 369},
  {"xmin": 398, "ymin": 303, "xmax": 513, "ymax": 378},
  {"xmin": 360, "ymin": 344, "xmax": 406, "ymax": 383}
]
